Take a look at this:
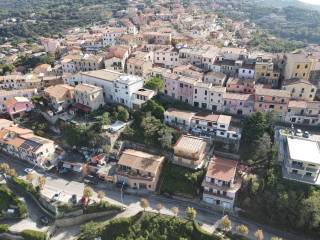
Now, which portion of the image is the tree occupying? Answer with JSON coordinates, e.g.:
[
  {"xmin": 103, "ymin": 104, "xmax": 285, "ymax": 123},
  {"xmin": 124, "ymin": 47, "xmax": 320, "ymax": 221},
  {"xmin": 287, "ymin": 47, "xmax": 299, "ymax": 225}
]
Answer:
[
  {"xmin": 270, "ymin": 237, "xmax": 282, "ymax": 240},
  {"xmin": 37, "ymin": 176, "xmax": 46, "ymax": 190},
  {"xmin": 236, "ymin": 224, "xmax": 249, "ymax": 236},
  {"xmin": 298, "ymin": 190, "xmax": 320, "ymax": 230},
  {"xmin": 140, "ymin": 198, "xmax": 149, "ymax": 212},
  {"xmin": 254, "ymin": 229, "xmax": 264, "ymax": 240},
  {"xmin": 242, "ymin": 111, "xmax": 268, "ymax": 145},
  {"xmin": 97, "ymin": 191, "xmax": 105, "ymax": 203},
  {"xmin": 83, "ymin": 186, "xmax": 93, "ymax": 200},
  {"xmin": 219, "ymin": 215, "xmax": 232, "ymax": 231},
  {"xmin": 0, "ymin": 163, "xmax": 10, "ymax": 174},
  {"xmin": 144, "ymin": 77, "xmax": 164, "ymax": 92},
  {"xmin": 2, "ymin": 64, "xmax": 14, "ymax": 74},
  {"xmin": 186, "ymin": 207, "xmax": 197, "ymax": 221},
  {"xmin": 113, "ymin": 106, "xmax": 129, "ymax": 122},
  {"xmin": 79, "ymin": 221, "xmax": 101, "ymax": 240},
  {"xmin": 158, "ymin": 127, "xmax": 173, "ymax": 149},
  {"xmin": 99, "ymin": 112, "xmax": 110, "ymax": 126},
  {"xmin": 82, "ymin": 163, "xmax": 89, "ymax": 179},
  {"xmin": 26, "ymin": 173, "xmax": 34, "ymax": 183},
  {"xmin": 155, "ymin": 203, "xmax": 163, "ymax": 214},
  {"xmin": 142, "ymin": 99, "xmax": 165, "ymax": 120},
  {"xmin": 141, "ymin": 114, "xmax": 162, "ymax": 145},
  {"xmin": 171, "ymin": 206, "xmax": 179, "ymax": 217},
  {"xmin": 7, "ymin": 168, "xmax": 17, "ymax": 177}
]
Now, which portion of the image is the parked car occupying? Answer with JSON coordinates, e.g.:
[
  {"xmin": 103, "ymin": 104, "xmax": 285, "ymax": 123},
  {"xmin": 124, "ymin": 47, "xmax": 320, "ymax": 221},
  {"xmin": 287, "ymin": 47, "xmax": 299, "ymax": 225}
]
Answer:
[
  {"xmin": 71, "ymin": 194, "xmax": 77, "ymax": 204},
  {"xmin": 84, "ymin": 175, "xmax": 98, "ymax": 185},
  {"xmin": 303, "ymin": 131, "xmax": 310, "ymax": 138},
  {"xmin": 39, "ymin": 216, "xmax": 49, "ymax": 226},
  {"xmin": 51, "ymin": 192, "xmax": 60, "ymax": 202},
  {"xmin": 24, "ymin": 168, "xmax": 34, "ymax": 174},
  {"xmin": 295, "ymin": 129, "xmax": 303, "ymax": 137}
]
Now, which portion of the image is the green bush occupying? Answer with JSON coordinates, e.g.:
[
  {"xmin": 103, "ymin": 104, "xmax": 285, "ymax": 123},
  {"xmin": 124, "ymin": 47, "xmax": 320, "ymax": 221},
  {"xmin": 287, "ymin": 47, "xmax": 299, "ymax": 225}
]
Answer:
[
  {"xmin": 21, "ymin": 230, "xmax": 47, "ymax": 240},
  {"xmin": 0, "ymin": 185, "xmax": 27, "ymax": 218},
  {"xmin": 84, "ymin": 201, "xmax": 123, "ymax": 214},
  {"xmin": 0, "ymin": 224, "xmax": 9, "ymax": 233}
]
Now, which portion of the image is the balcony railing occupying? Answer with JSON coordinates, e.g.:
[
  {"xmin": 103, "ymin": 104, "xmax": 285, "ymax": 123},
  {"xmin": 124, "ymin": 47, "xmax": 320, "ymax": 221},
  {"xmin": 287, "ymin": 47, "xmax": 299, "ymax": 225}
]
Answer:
[{"xmin": 116, "ymin": 169, "xmax": 154, "ymax": 181}]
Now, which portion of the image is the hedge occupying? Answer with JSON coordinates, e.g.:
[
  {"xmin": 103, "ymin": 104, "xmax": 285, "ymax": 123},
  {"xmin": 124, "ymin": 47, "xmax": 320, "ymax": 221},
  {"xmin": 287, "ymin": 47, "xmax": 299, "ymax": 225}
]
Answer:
[
  {"xmin": 11, "ymin": 177, "xmax": 39, "ymax": 198},
  {"xmin": 0, "ymin": 224, "xmax": 9, "ymax": 233},
  {"xmin": 84, "ymin": 201, "xmax": 123, "ymax": 214},
  {"xmin": 21, "ymin": 230, "xmax": 47, "ymax": 240},
  {"xmin": 0, "ymin": 184, "xmax": 27, "ymax": 218}
]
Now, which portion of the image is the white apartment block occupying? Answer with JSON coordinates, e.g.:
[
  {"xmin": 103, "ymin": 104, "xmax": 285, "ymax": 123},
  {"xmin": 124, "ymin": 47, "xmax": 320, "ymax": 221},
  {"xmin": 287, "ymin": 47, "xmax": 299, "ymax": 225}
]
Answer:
[
  {"xmin": 113, "ymin": 75, "xmax": 144, "ymax": 108},
  {"xmin": 102, "ymin": 27, "xmax": 126, "ymax": 47},
  {"xmin": 61, "ymin": 54, "xmax": 104, "ymax": 74}
]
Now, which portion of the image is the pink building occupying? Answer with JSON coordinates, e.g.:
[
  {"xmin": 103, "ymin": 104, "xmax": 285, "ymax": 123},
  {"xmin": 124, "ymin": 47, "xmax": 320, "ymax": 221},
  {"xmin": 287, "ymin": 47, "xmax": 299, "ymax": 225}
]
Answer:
[
  {"xmin": 5, "ymin": 97, "xmax": 34, "ymax": 119},
  {"xmin": 163, "ymin": 72, "xmax": 198, "ymax": 104},
  {"xmin": 222, "ymin": 93, "xmax": 254, "ymax": 115},
  {"xmin": 226, "ymin": 77, "xmax": 256, "ymax": 94}
]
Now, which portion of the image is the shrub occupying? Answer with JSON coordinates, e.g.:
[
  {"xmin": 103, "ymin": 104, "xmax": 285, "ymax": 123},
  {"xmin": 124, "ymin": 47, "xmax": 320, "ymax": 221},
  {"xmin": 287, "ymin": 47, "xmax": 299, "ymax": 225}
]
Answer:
[
  {"xmin": 0, "ymin": 224, "xmax": 9, "ymax": 233},
  {"xmin": 21, "ymin": 230, "xmax": 47, "ymax": 240},
  {"xmin": 84, "ymin": 201, "xmax": 123, "ymax": 214}
]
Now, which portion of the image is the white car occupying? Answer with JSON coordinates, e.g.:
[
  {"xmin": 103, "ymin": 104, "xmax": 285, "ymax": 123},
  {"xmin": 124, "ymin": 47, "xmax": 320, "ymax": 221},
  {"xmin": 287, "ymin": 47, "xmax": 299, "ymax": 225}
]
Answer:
[{"xmin": 24, "ymin": 168, "xmax": 34, "ymax": 174}]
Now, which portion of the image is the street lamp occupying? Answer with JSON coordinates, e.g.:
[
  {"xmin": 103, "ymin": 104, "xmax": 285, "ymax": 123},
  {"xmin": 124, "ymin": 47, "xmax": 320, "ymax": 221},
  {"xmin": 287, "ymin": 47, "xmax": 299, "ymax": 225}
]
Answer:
[{"xmin": 120, "ymin": 181, "xmax": 125, "ymax": 204}]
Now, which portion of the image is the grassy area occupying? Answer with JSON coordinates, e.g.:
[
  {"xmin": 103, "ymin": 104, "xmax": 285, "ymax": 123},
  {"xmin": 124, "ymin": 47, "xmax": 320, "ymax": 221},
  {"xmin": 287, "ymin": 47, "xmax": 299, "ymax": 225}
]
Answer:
[
  {"xmin": 160, "ymin": 162, "xmax": 204, "ymax": 198},
  {"xmin": 80, "ymin": 212, "xmax": 223, "ymax": 240},
  {"xmin": 0, "ymin": 184, "xmax": 27, "ymax": 218}
]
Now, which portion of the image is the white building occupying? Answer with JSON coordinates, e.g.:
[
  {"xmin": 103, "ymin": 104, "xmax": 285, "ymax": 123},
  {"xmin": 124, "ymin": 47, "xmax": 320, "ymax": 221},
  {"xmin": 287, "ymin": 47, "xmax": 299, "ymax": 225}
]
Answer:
[
  {"xmin": 102, "ymin": 27, "xmax": 126, "ymax": 47},
  {"xmin": 113, "ymin": 75, "xmax": 144, "ymax": 108},
  {"xmin": 154, "ymin": 47, "xmax": 179, "ymax": 68},
  {"xmin": 202, "ymin": 157, "xmax": 241, "ymax": 209}
]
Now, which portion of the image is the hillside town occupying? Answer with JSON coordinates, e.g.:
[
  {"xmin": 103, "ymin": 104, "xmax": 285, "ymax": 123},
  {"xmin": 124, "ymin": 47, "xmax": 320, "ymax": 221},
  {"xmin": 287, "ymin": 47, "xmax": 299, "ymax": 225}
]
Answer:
[{"xmin": 0, "ymin": 1, "xmax": 320, "ymax": 240}]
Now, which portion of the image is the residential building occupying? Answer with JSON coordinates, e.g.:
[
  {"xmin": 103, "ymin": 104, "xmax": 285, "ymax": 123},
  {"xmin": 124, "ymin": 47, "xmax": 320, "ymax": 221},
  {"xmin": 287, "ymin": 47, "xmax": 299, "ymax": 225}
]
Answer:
[
  {"xmin": 163, "ymin": 72, "xmax": 198, "ymax": 104},
  {"xmin": 0, "ymin": 89, "xmax": 37, "ymax": 113},
  {"xmin": 40, "ymin": 37, "xmax": 60, "ymax": 53},
  {"xmin": 238, "ymin": 61, "xmax": 255, "ymax": 79},
  {"xmin": 4, "ymin": 97, "xmax": 34, "ymax": 119},
  {"xmin": 102, "ymin": 27, "xmax": 126, "ymax": 47},
  {"xmin": 173, "ymin": 135, "xmax": 207, "ymax": 169},
  {"xmin": 254, "ymin": 56, "xmax": 280, "ymax": 88},
  {"xmin": 132, "ymin": 88, "xmax": 155, "ymax": 109},
  {"xmin": 65, "ymin": 69, "xmax": 122, "ymax": 102},
  {"xmin": 164, "ymin": 108, "xmax": 195, "ymax": 130},
  {"xmin": 0, "ymin": 122, "xmax": 59, "ymax": 167},
  {"xmin": 254, "ymin": 88, "xmax": 290, "ymax": 119},
  {"xmin": 282, "ymin": 79, "xmax": 317, "ymax": 101},
  {"xmin": 114, "ymin": 149, "xmax": 165, "ymax": 191},
  {"xmin": 279, "ymin": 134, "xmax": 320, "ymax": 186},
  {"xmin": 0, "ymin": 74, "xmax": 40, "ymax": 90},
  {"xmin": 112, "ymin": 75, "xmax": 144, "ymax": 108},
  {"xmin": 285, "ymin": 100, "xmax": 320, "ymax": 126},
  {"xmin": 104, "ymin": 45, "xmax": 130, "ymax": 72},
  {"xmin": 193, "ymin": 82, "xmax": 212, "ymax": 109},
  {"xmin": 222, "ymin": 93, "xmax": 254, "ymax": 115},
  {"xmin": 173, "ymin": 64, "xmax": 204, "ymax": 80},
  {"xmin": 61, "ymin": 53, "xmax": 104, "ymax": 74},
  {"xmin": 204, "ymin": 71, "xmax": 227, "ymax": 87},
  {"xmin": 202, "ymin": 157, "xmax": 241, "ymax": 209},
  {"xmin": 143, "ymin": 32, "xmax": 172, "ymax": 45},
  {"xmin": 284, "ymin": 53, "xmax": 314, "ymax": 81},
  {"xmin": 126, "ymin": 57, "xmax": 153, "ymax": 78},
  {"xmin": 154, "ymin": 46, "xmax": 179, "ymax": 68},
  {"xmin": 74, "ymin": 84, "xmax": 104, "ymax": 111},
  {"xmin": 43, "ymin": 84, "xmax": 75, "ymax": 111},
  {"xmin": 226, "ymin": 78, "xmax": 255, "ymax": 94}
]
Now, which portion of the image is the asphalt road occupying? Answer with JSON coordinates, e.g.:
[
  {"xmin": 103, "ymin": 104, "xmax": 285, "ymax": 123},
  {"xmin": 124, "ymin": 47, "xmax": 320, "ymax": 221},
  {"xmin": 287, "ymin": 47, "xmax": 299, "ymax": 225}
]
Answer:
[{"xmin": 0, "ymin": 152, "xmax": 312, "ymax": 240}]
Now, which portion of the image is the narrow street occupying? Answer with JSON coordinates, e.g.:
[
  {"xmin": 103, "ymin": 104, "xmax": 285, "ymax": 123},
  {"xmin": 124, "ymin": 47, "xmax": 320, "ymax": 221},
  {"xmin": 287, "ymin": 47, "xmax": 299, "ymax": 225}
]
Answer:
[{"xmin": 0, "ymin": 152, "xmax": 310, "ymax": 240}]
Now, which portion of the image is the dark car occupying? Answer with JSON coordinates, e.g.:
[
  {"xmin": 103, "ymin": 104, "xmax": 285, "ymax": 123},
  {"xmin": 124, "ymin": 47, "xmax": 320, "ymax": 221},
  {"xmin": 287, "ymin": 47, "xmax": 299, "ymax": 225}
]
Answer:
[
  {"xmin": 116, "ymin": 181, "xmax": 128, "ymax": 189},
  {"xmin": 39, "ymin": 216, "xmax": 49, "ymax": 226},
  {"xmin": 71, "ymin": 194, "xmax": 77, "ymax": 204},
  {"xmin": 84, "ymin": 175, "xmax": 98, "ymax": 185}
]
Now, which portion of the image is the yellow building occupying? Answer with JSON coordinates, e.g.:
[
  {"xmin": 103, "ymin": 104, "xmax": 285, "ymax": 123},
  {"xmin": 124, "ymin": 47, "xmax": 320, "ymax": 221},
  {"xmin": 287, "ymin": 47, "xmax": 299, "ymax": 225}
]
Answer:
[
  {"xmin": 254, "ymin": 56, "xmax": 280, "ymax": 88},
  {"xmin": 284, "ymin": 53, "xmax": 315, "ymax": 81}
]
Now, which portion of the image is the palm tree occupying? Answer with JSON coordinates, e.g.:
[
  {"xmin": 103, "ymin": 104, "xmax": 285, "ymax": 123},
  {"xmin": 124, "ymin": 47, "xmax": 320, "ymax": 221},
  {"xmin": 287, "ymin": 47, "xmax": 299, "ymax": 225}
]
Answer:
[
  {"xmin": 38, "ymin": 176, "xmax": 46, "ymax": 190},
  {"xmin": 236, "ymin": 224, "xmax": 249, "ymax": 236},
  {"xmin": 186, "ymin": 207, "xmax": 197, "ymax": 221},
  {"xmin": 270, "ymin": 237, "xmax": 282, "ymax": 240},
  {"xmin": 26, "ymin": 173, "xmax": 34, "ymax": 184},
  {"xmin": 97, "ymin": 191, "xmax": 105, "ymax": 203},
  {"xmin": 219, "ymin": 215, "xmax": 232, "ymax": 231},
  {"xmin": 171, "ymin": 206, "xmax": 179, "ymax": 217},
  {"xmin": 0, "ymin": 163, "xmax": 10, "ymax": 174},
  {"xmin": 254, "ymin": 229, "xmax": 264, "ymax": 240},
  {"xmin": 140, "ymin": 198, "xmax": 149, "ymax": 212},
  {"xmin": 7, "ymin": 168, "xmax": 17, "ymax": 177},
  {"xmin": 155, "ymin": 203, "xmax": 163, "ymax": 214},
  {"xmin": 83, "ymin": 185, "xmax": 93, "ymax": 204}
]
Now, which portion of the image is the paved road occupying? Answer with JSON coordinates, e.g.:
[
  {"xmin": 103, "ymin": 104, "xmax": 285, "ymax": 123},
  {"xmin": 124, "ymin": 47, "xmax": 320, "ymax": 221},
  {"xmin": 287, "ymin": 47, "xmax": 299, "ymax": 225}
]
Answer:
[{"xmin": 0, "ymin": 152, "xmax": 311, "ymax": 240}]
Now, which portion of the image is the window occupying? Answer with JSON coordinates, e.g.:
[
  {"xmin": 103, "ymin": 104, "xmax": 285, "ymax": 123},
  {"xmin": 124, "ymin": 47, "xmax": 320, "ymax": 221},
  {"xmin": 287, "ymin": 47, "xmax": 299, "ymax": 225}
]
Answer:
[{"xmin": 297, "ymin": 64, "xmax": 300, "ymax": 69}]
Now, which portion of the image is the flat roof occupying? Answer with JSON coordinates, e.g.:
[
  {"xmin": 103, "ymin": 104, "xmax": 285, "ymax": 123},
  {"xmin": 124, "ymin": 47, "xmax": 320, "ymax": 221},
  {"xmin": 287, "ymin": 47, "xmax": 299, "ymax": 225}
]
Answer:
[
  {"xmin": 287, "ymin": 137, "xmax": 320, "ymax": 164},
  {"xmin": 174, "ymin": 135, "xmax": 207, "ymax": 155}
]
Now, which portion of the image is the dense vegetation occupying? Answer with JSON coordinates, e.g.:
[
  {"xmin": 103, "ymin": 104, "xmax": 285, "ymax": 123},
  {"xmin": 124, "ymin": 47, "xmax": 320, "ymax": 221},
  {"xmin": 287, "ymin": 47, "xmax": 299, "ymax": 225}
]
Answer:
[
  {"xmin": 238, "ymin": 112, "xmax": 320, "ymax": 238},
  {"xmin": 79, "ymin": 212, "xmax": 220, "ymax": 240},
  {"xmin": 21, "ymin": 229, "xmax": 47, "ymax": 240},
  {"xmin": 160, "ymin": 162, "xmax": 204, "ymax": 197},
  {"xmin": 0, "ymin": 184, "xmax": 28, "ymax": 218},
  {"xmin": 0, "ymin": 0, "xmax": 127, "ymax": 43},
  {"xmin": 218, "ymin": 1, "xmax": 320, "ymax": 45}
]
